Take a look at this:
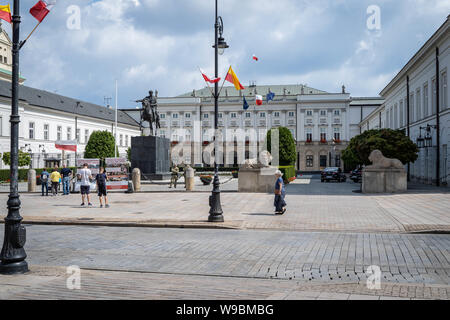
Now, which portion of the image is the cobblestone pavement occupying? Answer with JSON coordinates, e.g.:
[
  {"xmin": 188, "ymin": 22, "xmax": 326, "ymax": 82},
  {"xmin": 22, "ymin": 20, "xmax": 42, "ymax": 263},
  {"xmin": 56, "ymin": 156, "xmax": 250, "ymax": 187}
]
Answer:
[
  {"xmin": 4, "ymin": 226, "xmax": 449, "ymax": 286},
  {"xmin": 3, "ymin": 178, "xmax": 449, "ymax": 233},
  {"xmin": 1, "ymin": 266, "xmax": 448, "ymax": 300}
]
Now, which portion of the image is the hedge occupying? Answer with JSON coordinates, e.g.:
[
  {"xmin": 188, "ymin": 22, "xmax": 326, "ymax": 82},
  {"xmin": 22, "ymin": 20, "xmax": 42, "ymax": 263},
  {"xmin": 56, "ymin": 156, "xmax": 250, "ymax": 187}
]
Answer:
[
  {"xmin": 0, "ymin": 167, "xmax": 77, "ymax": 182},
  {"xmin": 191, "ymin": 167, "xmax": 239, "ymax": 172},
  {"xmin": 279, "ymin": 165, "xmax": 296, "ymax": 184}
]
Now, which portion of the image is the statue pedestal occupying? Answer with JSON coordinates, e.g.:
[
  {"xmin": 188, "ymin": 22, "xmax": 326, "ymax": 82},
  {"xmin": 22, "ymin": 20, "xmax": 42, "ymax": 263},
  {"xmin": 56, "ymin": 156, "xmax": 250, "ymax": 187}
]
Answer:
[
  {"xmin": 238, "ymin": 167, "xmax": 277, "ymax": 193},
  {"xmin": 362, "ymin": 168, "xmax": 407, "ymax": 193},
  {"xmin": 131, "ymin": 136, "xmax": 171, "ymax": 180}
]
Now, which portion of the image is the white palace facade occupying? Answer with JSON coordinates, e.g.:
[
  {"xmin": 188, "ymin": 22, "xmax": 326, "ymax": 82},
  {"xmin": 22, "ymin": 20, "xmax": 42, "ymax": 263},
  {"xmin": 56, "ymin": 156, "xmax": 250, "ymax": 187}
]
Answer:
[
  {"xmin": 360, "ymin": 15, "xmax": 449, "ymax": 186},
  {"xmin": 123, "ymin": 85, "xmax": 383, "ymax": 172}
]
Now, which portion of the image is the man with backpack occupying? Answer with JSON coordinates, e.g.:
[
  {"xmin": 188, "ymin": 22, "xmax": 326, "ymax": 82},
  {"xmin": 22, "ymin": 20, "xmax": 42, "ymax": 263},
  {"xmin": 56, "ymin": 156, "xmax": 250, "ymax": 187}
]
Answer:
[{"xmin": 41, "ymin": 168, "xmax": 50, "ymax": 196}]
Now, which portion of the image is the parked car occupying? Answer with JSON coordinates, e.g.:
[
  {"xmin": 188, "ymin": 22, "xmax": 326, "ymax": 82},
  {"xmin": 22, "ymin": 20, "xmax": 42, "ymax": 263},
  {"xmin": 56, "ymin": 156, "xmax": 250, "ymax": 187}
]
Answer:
[
  {"xmin": 350, "ymin": 168, "xmax": 362, "ymax": 183},
  {"xmin": 321, "ymin": 167, "xmax": 346, "ymax": 182}
]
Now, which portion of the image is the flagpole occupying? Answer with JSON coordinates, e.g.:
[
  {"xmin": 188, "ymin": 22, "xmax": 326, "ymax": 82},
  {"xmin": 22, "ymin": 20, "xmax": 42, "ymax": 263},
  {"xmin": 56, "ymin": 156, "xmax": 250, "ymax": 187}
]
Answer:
[
  {"xmin": 115, "ymin": 79, "xmax": 118, "ymax": 158},
  {"xmin": 197, "ymin": 67, "xmax": 214, "ymax": 97},
  {"xmin": 217, "ymin": 66, "xmax": 229, "ymax": 97},
  {"xmin": 18, "ymin": 21, "xmax": 41, "ymax": 50}
]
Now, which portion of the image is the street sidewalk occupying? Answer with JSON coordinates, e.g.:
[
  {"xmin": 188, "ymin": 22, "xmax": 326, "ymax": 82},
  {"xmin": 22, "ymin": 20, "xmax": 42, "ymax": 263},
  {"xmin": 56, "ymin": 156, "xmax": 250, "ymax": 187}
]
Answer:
[
  {"xmin": 1, "ymin": 178, "xmax": 449, "ymax": 233},
  {"xmin": 1, "ymin": 265, "xmax": 448, "ymax": 300}
]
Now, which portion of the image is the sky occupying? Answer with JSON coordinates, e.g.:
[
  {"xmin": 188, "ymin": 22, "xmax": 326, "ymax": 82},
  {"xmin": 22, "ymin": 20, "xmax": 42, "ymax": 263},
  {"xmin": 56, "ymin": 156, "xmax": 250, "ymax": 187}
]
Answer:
[{"xmin": 7, "ymin": 0, "xmax": 450, "ymax": 109}]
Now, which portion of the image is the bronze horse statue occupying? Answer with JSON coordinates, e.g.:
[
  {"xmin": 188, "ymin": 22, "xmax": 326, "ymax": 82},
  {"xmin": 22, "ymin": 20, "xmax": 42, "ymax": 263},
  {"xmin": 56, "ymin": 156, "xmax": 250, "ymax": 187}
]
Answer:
[{"xmin": 136, "ymin": 90, "xmax": 161, "ymax": 136}]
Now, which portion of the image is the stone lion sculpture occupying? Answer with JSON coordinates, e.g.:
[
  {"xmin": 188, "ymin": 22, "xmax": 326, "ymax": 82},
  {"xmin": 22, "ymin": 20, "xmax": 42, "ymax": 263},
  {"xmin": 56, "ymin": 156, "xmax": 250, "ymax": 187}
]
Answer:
[
  {"xmin": 242, "ymin": 150, "xmax": 273, "ymax": 168},
  {"xmin": 366, "ymin": 150, "xmax": 404, "ymax": 169}
]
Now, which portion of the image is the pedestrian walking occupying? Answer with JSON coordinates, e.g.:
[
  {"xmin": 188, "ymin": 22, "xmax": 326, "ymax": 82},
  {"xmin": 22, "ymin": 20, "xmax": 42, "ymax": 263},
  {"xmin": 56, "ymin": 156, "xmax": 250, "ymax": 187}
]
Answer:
[
  {"xmin": 79, "ymin": 163, "xmax": 93, "ymax": 207},
  {"xmin": 40, "ymin": 168, "xmax": 50, "ymax": 196},
  {"xmin": 61, "ymin": 164, "xmax": 72, "ymax": 195},
  {"xmin": 169, "ymin": 165, "xmax": 180, "ymax": 188},
  {"xmin": 274, "ymin": 170, "xmax": 286, "ymax": 215},
  {"xmin": 50, "ymin": 168, "xmax": 61, "ymax": 196},
  {"xmin": 96, "ymin": 167, "xmax": 109, "ymax": 208}
]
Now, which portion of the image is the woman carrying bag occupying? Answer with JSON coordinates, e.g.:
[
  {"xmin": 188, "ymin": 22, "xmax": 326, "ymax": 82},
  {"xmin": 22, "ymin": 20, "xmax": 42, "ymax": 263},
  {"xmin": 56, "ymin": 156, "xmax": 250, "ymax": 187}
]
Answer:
[{"xmin": 274, "ymin": 170, "xmax": 286, "ymax": 215}]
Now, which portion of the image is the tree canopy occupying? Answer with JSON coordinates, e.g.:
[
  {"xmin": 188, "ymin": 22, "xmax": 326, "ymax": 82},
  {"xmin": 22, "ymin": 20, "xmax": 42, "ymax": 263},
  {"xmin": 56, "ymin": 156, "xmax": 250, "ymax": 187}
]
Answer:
[
  {"xmin": 266, "ymin": 127, "xmax": 296, "ymax": 166},
  {"xmin": 84, "ymin": 130, "xmax": 118, "ymax": 164},
  {"xmin": 342, "ymin": 129, "xmax": 419, "ymax": 168},
  {"xmin": 2, "ymin": 150, "xmax": 31, "ymax": 167}
]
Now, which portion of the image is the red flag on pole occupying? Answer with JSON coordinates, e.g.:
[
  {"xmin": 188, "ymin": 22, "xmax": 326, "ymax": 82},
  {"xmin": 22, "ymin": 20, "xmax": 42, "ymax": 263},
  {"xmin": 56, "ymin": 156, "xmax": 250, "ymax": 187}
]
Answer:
[{"xmin": 29, "ymin": 0, "xmax": 56, "ymax": 23}]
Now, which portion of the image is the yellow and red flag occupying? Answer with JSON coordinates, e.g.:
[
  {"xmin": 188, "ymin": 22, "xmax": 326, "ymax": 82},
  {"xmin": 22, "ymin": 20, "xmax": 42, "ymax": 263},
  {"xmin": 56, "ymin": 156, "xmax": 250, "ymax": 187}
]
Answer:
[
  {"xmin": 0, "ymin": 4, "xmax": 12, "ymax": 24},
  {"xmin": 225, "ymin": 66, "xmax": 245, "ymax": 90}
]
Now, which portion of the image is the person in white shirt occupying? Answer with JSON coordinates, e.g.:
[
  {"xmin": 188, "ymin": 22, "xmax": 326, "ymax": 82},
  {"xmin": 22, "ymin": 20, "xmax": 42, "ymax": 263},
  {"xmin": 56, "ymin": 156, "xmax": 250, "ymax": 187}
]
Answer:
[{"xmin": 78, "ymin": 163, "xmax": 93, "ymax": 207}]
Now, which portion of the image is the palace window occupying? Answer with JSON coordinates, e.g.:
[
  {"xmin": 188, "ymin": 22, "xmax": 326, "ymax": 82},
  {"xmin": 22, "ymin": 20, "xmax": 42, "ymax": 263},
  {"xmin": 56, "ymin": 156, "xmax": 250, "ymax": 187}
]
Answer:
[
  {"xmin": 431, "ymin": 78, "xmax": 436, "ymax": 115},
  {"xmin": 442, "ymin": 70, "xmax": 448, "ymax": 110},
  {"xmin": 245, "ymin": 112, "xmax": 251, "ymax": 118},
  {"xmin": 160, "ymin": 113, "xmax": 166, "ymax": 119},
  {"xmin": 44, "ymin": 124, "xmax": 49, "ymax": 140},
  {"xmin": 334, "ymin": 127, "xmax": 340, "ymax": 141},
  {"xmin": 260, "ymin": 112, "xmax": 266, "ymax": 118},
  {"xmin": 306, "ymin": 155, "xmax": 313, "ymax": 167},
  {"xmin": 29, "ymin": 122, "xmax": 35, "ymax": 139},
  {"xmin": 416, "ymin": 88, "xmax": 421, "ymax": 121},
  {"xmin": 159, "ymin": 130, "xmax": 165, "ymax": 138},
  {"xmin": 85, "ymin": 129, "xmax": 89, "ymax": 143},
  {"xmin": 274, "ymin": 112, "xmax": 280, "ymax": 117},
  {"xmin": 399, "ymin": 100, "xmax": 404, "ymax": 127},
  {"xmin": 231, "ymin": 112, "xmax": 237, "ymax": 118},
  {"xmin": 305, "ymin": 128, "xmax": 312, "ymax": 141},
  {"xmin": 120, "ymin": 134, "xmax": 123, "ymax": 146},
  {"xmin": 125, "ymin": 135, "xmax": 129, "ymax": 147},
  {"xmin": 288, "ymin": 111, "xmax": 295, "ymax": 117},
  {"xmin": 185, "ymin": 113, "xmax": 191, "ymax": 118},
  {"xmin": 218, "ymin": 113, "xmax": 223, "ymax": 118},
  {"xmin": 203, "ymin": 113, "xmax": 209, "ymax": 119},
  {"xmin": 334, "ymin": 110, "xmax": 340, "ymax": 116},
  {"xmin": 57, "ymin": 126, "xmax": 62, "ymax": 141},
  {"xmin": 320, "ymin": 110, "xmax": 327, "ymax": 116},
  {"xmin": 76, "ymin": 128, "xmax": 80, "ymax": 143},
  {"xmin": 67, "ymin": 127, "xmax": 72, "ymax": 140},
  {"xmin": 320, "ymin": 127, "xmax": 327, "ymax": 141},
  {"xmin": 306, "ymin": 110, "xmax": 312, "ymax": 116},
  {"xmin": 172, "ymin": 113, "xmax": 178, "ymax": 119}
]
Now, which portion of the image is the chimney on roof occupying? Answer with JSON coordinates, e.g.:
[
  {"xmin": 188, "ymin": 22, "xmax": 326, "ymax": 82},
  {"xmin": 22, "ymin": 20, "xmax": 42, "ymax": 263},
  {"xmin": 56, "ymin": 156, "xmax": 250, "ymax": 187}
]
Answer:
[
  {"xmin": 301, "ymin": 85, "xmax": 304, "ymax": 95},
  {"xmin": 342, "ymin": 85, "xmax": 346, "ymax": 94},
  {"xmin": 191, "ymin": 89, "xmax": 196, "ymax": 97}
]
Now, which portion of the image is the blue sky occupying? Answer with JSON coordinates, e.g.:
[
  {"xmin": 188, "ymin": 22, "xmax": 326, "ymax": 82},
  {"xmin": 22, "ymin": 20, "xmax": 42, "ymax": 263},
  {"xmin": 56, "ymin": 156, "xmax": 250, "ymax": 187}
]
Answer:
[{"xmin": 8, "ymin": 0, "xmax": 450, "ymax": 108}]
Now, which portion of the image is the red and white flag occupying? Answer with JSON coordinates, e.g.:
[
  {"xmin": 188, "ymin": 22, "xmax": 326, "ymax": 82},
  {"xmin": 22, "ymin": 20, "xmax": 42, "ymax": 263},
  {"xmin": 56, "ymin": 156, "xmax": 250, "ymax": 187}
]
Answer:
[
  {"xmin": 252, "ymin": 54, "xmax": 259, "ymax": 61},
  {"xmin": 30, "ymin": 0, "xmax": 56, "ymax": 23},
  {"xmin": 256, "ymin": 95, "xmax": 263, "ymax": 106},
  {"xmin": 55, "ymin": 140, "xmax": 77, "ymax": 152},
  {"xmin": 199, "ymin": 68, "xmax": 221, "ymax": 84}
]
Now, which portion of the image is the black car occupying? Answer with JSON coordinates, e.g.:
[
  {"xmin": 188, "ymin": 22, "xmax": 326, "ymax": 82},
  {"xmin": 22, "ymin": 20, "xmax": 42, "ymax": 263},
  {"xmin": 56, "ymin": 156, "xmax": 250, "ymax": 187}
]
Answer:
[
  {"xmin": 350, "ymin": 168, "xmax": 362, "ymax": 183},
  {"xmin": 321, "ymin": 167, "xmax": 346, "ymax": 182}
]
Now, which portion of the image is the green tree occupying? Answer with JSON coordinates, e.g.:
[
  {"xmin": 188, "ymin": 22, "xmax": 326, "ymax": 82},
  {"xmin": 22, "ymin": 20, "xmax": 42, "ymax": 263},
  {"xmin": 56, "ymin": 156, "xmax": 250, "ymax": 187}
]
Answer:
[
  {"xmin": 126, "ymin": 147, "xmax": 131, "ymax": 162},
  {"xmin": 84, "ymin": 130, "xmax": 118, "ymax": 165},
  {"xmin": 342, "ymin": 129, "xmax": 419, "ymax": 168},
  {"xmin": 2, "ymin": 150, "xmax": 31, "ymax": 167},
  {"xmin": 266, "ymin": 127, "xmax": 296, "ymax": 166}
]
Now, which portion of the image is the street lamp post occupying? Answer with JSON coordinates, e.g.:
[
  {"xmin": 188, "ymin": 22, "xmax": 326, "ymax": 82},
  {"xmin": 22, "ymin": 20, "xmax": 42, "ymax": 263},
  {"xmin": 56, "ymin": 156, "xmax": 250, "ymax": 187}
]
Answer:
[
  {"xmin": 208, "ymin": 0, "xmax": 228, "ymax": 222},
  {"xmin": 0, "ymin": 0, "xmax": 28, "ymax": 274}
]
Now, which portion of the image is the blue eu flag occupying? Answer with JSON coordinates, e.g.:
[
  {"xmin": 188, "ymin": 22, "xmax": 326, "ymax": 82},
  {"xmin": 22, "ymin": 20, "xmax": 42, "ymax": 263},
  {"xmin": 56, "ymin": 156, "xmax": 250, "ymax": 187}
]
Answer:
[
  {"xmin": 267, "ymin": 91, "xmax": 275, "ymax": 102},
  {"xmin": 243, "ymin": 95, "xmax": 249, "ymax": 110}
]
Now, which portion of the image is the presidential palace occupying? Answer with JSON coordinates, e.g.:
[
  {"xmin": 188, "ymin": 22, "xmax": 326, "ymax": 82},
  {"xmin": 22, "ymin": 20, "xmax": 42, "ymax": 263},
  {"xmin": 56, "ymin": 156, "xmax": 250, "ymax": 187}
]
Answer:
[{"xmin": 0, "ymin": 16, "xmax": 448, "ymax": 186}]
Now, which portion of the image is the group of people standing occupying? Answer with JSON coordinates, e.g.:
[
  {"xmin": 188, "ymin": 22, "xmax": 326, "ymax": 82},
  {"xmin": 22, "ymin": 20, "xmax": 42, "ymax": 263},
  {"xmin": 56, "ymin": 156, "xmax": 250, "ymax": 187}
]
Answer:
[
  {"xmin": 40, "ymin": 164, "xmax": 73, "ymax": 197},
  {"xmin": 39, "ymin": 163, "xmax": 110, "ymax": 208}
]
